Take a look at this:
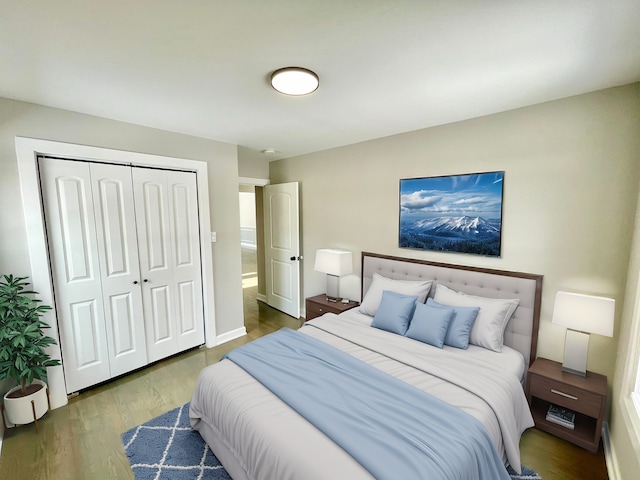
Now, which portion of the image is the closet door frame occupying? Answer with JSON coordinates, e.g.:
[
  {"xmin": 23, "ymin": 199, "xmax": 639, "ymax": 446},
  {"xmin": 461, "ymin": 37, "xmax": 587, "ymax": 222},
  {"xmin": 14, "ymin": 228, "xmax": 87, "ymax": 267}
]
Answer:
[{"xmin": 16, "ymin": 137, "xmax": 217, "ymax": 410}]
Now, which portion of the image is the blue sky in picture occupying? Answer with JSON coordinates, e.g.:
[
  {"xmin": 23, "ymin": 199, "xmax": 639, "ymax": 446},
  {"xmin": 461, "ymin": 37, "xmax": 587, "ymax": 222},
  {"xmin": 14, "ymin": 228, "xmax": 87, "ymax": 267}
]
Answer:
[{"xmin": 400, "ymin": 171, "xmax": 504, "ymax": 221}]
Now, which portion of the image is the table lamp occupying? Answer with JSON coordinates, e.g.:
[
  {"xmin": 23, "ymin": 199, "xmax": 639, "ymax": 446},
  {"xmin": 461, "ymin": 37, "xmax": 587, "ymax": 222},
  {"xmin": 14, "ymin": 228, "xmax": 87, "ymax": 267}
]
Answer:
[
  {"xmin": 551, "ymin": 291, "xmax": 615, "ymax": 376},
  {"xmin": 314, "ymin": 249, "xmax": 353, "ymax": 302}
]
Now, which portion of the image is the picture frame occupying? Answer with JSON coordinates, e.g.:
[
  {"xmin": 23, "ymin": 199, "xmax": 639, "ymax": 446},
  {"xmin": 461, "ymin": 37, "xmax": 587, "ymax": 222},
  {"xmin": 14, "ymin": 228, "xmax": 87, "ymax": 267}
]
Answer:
[{"xmin": 399, "ymin": 171, "xmax": 504, "ymax": 257}]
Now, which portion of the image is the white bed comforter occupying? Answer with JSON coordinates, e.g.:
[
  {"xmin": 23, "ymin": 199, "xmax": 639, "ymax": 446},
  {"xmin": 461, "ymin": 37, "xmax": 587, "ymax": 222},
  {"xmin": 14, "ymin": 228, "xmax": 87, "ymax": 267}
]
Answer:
[{"xmin": 190, "ymin": 314, "xmax": 534, "ymax": 480}]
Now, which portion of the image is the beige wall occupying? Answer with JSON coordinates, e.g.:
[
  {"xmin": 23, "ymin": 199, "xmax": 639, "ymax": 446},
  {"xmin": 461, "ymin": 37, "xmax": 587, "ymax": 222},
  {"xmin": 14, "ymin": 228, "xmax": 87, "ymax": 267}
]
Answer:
[
  {"xmin": 238, "ymin": 145, "xmax": 270, "ymax": 179},
  {"xmin": 0, "ymin": 97, "xmax": 245, "ymax": 345},
  {"xmin": 610, "ymin": 178, "xmax": 640, "ymax": 479},
  {"xmin": 270, "ymin": 84, "xmax": 640, "ymax": 471}
]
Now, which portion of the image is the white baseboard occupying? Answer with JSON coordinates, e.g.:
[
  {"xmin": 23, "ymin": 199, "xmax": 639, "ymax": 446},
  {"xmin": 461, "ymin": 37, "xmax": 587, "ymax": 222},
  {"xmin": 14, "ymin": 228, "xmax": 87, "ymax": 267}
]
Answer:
[
  {"xmin": 216, "ymin": 327, "xmax": 247, "ymax": 345},
  {"xmin": 603, "ymin": 421, "xmax": 621, "ymax": 480}
]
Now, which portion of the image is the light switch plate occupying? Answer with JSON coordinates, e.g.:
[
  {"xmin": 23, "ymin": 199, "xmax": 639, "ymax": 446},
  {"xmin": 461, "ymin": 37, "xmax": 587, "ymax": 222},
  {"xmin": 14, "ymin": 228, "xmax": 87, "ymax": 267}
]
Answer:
[{"xmin": 210, "ymin": 232, "xmax": 217, "ymax": 242}]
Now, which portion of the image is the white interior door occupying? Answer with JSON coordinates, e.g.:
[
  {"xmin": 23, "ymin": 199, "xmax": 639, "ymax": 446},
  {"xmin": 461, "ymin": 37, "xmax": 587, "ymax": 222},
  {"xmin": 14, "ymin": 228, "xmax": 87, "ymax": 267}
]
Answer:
[
  {"xmin": 90, "ymin": 163, "xmax": 148, "ymax": 377},
  {"xmin": 39, "ymin": 158, "xmax": 111, "ymax": 393},
  {"xmin": 263, "ymin": 182, "xmax": 300, "ymax": 318}
]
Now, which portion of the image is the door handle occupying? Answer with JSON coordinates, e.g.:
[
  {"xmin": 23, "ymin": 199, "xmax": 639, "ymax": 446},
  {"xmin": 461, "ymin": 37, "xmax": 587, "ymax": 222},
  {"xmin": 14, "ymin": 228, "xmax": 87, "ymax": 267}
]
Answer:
[
  {"xmin": 133, "ymin": 280, "xmax": 139, "ymax": 285},
  {"xmin": 289, "ymin": 256, "xmax": 303, "ymax": 261}
]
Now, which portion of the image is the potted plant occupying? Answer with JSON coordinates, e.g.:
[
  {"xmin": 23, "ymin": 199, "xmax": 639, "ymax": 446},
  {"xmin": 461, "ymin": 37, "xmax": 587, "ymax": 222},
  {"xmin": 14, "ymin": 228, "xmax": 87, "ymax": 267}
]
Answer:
[{"xmin": 0, "ymin": 275, "xmax": 61, "ymax": 426}]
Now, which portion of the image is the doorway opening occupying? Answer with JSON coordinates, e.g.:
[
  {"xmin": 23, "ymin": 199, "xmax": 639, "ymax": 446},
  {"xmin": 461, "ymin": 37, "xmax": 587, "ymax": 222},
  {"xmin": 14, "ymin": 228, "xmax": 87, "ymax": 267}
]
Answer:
[
  {"xmin": 238, "ymin": 180, "xmax": 301, "ymax": 332},
  {"xmin": 239, "ymin": 181, "xmax": 266, "ymax": 331},
  {"xmin": 239, "ymin": 186, "xmax": 259, "ymax": 322}
]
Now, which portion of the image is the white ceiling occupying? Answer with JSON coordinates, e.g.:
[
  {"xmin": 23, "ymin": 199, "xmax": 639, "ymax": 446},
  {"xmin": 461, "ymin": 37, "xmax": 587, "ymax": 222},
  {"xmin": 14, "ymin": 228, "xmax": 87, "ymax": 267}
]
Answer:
[{"xmin": 2, "ymin": 1, "xmax": 640, "ymax": 161}]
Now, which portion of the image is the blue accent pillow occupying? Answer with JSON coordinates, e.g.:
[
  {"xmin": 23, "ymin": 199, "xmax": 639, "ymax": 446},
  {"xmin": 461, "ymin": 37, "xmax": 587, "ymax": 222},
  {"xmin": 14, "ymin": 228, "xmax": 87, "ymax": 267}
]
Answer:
[
  {"xmin": 426, "ymin": 298, "xmax": 479, "ymax": 349},
  {"xmin": 404, "ymin": 302, "xmax": 454, "ymax": 348},
  {"xmin": 371, "ymin": 290, "xmax": 418, "ymax": 335}
]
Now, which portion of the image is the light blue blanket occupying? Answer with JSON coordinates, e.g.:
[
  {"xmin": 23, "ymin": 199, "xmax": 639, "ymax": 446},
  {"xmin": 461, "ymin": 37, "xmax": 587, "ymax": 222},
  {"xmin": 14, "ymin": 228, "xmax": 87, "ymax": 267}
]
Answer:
[{"xmin": 224, "ymin": 328, "xmax": 510, "ymax": 480}]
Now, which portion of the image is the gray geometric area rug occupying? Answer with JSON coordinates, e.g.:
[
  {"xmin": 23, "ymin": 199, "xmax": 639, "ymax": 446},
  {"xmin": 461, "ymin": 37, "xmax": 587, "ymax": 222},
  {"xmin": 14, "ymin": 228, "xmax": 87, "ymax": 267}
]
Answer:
[
  {"xmin": 122, "ymin": 403, "xmax": 541, "ymax": 480},
  {"xmin": 507, "ymin": 465, "xmax": 543, "ymax": 480},
  {"xmin": 121, "ymin": 403, "xmax": 230, "ymax": 479}
]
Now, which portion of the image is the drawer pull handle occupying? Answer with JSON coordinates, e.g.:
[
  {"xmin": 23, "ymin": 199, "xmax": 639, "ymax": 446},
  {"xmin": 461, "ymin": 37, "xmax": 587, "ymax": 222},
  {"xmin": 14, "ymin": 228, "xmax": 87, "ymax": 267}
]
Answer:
[{"xmin": 551, "ymin": 389, "xmax": 578, "ymax": 400}]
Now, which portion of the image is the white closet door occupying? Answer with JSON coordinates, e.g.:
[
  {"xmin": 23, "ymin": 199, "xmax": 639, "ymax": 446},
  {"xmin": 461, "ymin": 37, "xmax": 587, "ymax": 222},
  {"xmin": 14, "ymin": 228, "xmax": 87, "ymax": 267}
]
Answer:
[
  {"xmin": 133, "ymin": 168, "xmax": 179, "ymax": 362},
  {"xmin": 39, "ymin": 158, "xmax": 111, "ymax": 393},
  {"xmin": 167, "ymin": 172, "xmax": 205, "ymax": 351},
  {"xmin": 133, "ymin": 169, "xmax": 205, "ymax": 361},
  {"xmin": 90, "ymin": 163, "xmax": 148, "ymax": 377},
  {"xmin": 41, "ymin": 159, "xmax": 205, "ymax": 392}
]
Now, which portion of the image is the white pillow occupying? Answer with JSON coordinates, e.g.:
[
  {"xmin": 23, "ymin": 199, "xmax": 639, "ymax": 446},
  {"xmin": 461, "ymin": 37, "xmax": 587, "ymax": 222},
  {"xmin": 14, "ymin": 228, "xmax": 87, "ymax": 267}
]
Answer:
[
  {"xmin": 359, "ymin": 273, "xmax": 432, "ymax": 317},
  {"xmin": 432, "ymin": 284, "xmax": 519, "ymax": 352}
]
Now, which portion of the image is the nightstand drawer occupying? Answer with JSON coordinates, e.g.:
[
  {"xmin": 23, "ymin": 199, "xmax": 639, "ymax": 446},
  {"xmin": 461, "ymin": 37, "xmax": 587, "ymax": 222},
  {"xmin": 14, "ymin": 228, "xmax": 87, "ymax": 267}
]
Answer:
[
  {"xmin": 305, "ymin": 295, "xmax": 359, "ymax": 322},
  {"xmin": 306, "ymin": 301, "xmax": 330, "ymax": 320},
  {"xmin": 529, "ymin": 374, "xmax": 602, "ymax": 417}
]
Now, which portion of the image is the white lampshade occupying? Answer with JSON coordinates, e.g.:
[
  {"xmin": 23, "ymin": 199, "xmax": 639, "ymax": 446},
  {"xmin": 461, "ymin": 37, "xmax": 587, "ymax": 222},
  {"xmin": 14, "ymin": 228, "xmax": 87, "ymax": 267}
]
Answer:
[
  {"xmin": 314, "ymin": 249, "xmax": 353, "ymax": 277},
  {"xmin": 552, "ymin": 291, "xmax": 615, "ymax": 337},
  {"xmin": 314, "ymin": 249, "xmax": 353, "ymax": 301},
  {"xmin": 552, "ymin": 291, "xmax": 615, "ymax": 376}
]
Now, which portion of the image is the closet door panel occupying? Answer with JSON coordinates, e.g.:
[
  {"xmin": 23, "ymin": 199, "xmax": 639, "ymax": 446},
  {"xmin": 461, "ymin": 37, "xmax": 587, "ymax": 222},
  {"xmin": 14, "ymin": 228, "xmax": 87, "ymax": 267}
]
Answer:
[
  {"xmin": 168, "ymin": 172, "xmax": 205, "ymax": 350},
  {"xmin": 150, "ymin": 284, "xmax": 172, "ymax": 340},
  {"xmin": 39, "ymin": 158, "xmax": 110, "ymax": 393},
  {"xmin": 133, "ymin": 168, "xmax": 178, "ymax": 362},
  {"xmin": 90, "ymin": 163, "xmax": 148, "ymax": 377},
  {"xmin": 143, "ymin": 183, "xmax": 169, "ymax": 271},
  {"xmin": 69, "ymin": 300, "xmax": 102, "ymax": 367},
  {"xmin": 109, "ymin": 293, "xmax": 137, "ymax": 352},
  {"xmin": 177, "ymin": 281, "xmax": 197, "ymax": 333}
]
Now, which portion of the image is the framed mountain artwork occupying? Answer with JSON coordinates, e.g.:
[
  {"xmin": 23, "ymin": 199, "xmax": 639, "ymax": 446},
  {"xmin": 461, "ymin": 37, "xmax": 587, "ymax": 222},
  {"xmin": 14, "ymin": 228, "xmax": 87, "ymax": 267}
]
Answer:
[{"xmin": 399, "ymin": 171, "xmax": 504, "ymax": 257}]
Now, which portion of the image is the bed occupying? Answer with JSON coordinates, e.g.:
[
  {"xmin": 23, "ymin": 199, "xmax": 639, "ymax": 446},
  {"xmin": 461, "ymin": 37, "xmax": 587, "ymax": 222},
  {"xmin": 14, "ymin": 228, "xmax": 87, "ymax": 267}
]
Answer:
[{"xmin": 190, "ymin": 252, "xmax": 543, "ymax": 480}]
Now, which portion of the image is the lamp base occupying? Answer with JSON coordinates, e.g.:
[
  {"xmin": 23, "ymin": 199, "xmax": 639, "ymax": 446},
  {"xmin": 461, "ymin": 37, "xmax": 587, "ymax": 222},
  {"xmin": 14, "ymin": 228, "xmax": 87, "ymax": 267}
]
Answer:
[
  {"xmin": 561, "ymin": 329, "xmax": 590, "ymax": 377},
  {"xmin": 326, "ymin": 274, "xmax": 339, "ymax": 302}
]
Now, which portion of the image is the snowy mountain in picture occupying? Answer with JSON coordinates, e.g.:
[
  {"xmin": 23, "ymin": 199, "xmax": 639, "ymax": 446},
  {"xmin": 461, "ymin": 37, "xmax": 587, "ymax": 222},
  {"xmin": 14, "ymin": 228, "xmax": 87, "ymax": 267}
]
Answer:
[
  {"xmin": 412, "ymin": 216, "xmax": 500, "ymax": 239},
  {"xmin": 399, "ymin": 215, "xmax": 502, "ymax": 256}
]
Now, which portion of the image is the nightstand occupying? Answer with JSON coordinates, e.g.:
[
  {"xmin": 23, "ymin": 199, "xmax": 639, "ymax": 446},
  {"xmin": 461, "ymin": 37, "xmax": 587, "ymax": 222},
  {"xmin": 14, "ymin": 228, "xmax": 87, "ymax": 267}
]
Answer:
[
  {"xmin": 305, "ymin": 294, "xmax": 359, "ymax": 321},
  {"xmin": 526, "ymin": 357, "xmax": 607, "ymax": 453}
]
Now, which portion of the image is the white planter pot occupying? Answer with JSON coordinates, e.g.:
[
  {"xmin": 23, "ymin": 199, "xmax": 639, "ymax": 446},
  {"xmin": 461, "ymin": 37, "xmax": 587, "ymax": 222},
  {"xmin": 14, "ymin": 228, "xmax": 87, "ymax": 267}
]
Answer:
[{"xmin": 3, "ymin": 379, "xmax": 49, "ymax": 426}]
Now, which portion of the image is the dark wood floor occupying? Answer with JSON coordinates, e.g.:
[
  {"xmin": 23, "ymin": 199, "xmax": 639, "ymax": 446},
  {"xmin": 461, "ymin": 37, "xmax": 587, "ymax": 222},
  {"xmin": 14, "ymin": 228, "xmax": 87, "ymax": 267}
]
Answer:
[{"xmin": 0, "ymin": 249, "xmax": 608, "ymax": 479}]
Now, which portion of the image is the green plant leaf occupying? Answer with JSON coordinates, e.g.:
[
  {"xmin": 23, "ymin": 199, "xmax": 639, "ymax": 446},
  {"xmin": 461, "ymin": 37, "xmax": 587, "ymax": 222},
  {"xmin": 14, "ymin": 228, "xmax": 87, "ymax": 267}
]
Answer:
[{"xmin": 0, "ymin": 274, "xmax": 58, "ymax": 387}]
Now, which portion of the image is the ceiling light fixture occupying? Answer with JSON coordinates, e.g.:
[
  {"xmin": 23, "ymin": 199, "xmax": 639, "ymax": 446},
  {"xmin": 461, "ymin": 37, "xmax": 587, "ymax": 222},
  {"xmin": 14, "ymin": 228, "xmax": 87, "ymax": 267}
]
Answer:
[{"xmin": 270, "ymin": 67, "xmax": 319, "ymax": 96}]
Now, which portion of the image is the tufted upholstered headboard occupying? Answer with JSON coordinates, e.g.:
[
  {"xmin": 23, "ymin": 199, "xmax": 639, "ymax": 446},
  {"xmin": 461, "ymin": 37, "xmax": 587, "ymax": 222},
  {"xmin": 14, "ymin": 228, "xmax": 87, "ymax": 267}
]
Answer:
[{"xmin": 361, "ymin": 252, "xmax": 543, "ymax": 369}]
